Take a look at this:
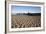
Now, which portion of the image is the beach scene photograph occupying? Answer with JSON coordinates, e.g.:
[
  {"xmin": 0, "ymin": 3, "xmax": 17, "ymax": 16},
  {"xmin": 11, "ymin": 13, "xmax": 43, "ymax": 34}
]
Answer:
[{"xmin": 11, "ymin": 5, "xmax": 41, "ymax": 28}]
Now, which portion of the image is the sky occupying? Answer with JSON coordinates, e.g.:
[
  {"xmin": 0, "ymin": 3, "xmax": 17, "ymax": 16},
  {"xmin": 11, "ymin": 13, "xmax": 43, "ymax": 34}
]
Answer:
[{"xmin": 11, "ymin": 5, "xmax": 41, "ymax": 14}]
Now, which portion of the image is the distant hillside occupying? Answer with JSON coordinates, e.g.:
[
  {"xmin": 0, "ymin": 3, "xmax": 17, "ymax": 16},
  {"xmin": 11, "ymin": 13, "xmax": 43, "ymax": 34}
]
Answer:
[{"xmin": 12, "ymin": 13, "xmax": 41, "ymax": 16}]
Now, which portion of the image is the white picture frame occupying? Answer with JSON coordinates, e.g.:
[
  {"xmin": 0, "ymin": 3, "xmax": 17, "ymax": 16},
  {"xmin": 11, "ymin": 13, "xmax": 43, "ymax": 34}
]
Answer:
[{"xmin": 9, "ymin": 4, "xmax": 44, "ymax": 32}]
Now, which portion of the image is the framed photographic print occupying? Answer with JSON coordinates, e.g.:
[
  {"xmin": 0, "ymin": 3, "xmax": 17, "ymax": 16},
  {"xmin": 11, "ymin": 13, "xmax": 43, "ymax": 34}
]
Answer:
[
  {"xmin": 9, "ymin": 4, "xmax": 43, "ymax": 31},
  {"xmin": 5, "ymin": 0, "xmax": 44, "ymax": 33}
]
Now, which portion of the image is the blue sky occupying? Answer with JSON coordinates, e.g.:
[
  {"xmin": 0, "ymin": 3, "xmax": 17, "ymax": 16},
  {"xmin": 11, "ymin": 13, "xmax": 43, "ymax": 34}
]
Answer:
[{"xmin": 11, "ymin": 5, "xmax": 41, "ymax": 14}]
